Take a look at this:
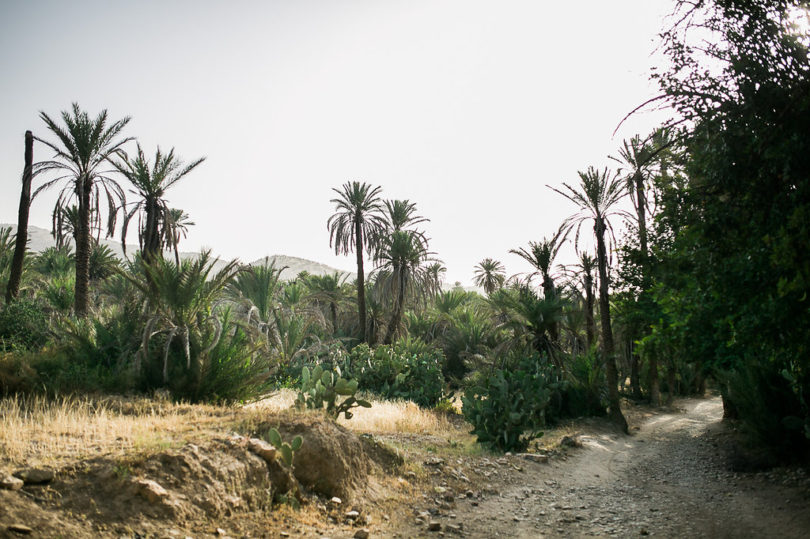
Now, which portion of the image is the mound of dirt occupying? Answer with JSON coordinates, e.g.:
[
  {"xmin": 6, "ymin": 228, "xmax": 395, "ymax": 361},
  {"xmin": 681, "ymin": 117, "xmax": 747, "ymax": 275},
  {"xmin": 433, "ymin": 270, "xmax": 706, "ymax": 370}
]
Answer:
[{"xmin": 257, "ymin": 411, "xmax": 401, "ymax": 500}]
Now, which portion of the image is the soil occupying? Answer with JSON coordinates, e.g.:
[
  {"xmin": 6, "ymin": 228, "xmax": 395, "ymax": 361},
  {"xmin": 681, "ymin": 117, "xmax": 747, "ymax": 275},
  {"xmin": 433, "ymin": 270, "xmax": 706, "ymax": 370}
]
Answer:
[
  {"xmin": 387, "ymin": 396, "xmax": 810, "ymax": 538},
  {"xmin": 2, "ymin": 396, "xmax": 810, "ymax": 538}
]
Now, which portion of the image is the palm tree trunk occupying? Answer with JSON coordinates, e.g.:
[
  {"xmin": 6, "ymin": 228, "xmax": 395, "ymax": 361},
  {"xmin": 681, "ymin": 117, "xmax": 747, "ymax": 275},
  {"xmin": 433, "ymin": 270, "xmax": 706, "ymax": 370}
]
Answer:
[
  {"xmin": 584, "ymin": 273, "xmax": 595, "ymax": 350},
  {"xmin": 6, "ymin": 131, "xmax": 34, "ymax": 303},
  {"xmin": 74, "ymin": 175, "xmax": 92, "ymax": 317},
  {"xmin": 633, "ymin": 171, "xmax": 655, "ymax": 402},
  {"xmin": 355, "ymin": 218, "xmax": 367, "ymax": 343},
  {"xmin": 595, "ymin": 217, "xmax": 628, "ymax": 432},
  {"xmin": 143, "ymin": 199, "xmax": 161, "ymax": 264},
  {"xmin": 384, "ymin": 269, "xmax": 405, "ymax": 345}
]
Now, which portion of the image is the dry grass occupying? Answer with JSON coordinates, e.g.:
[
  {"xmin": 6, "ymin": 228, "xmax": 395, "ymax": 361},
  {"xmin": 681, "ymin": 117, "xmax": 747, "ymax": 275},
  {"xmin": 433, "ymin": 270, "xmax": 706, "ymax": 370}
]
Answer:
[
  {"xmin": 0, "ymin": 389, "xmax": 465, "ymax": 468},
  {"xmin": 0, "ymin": 394, "xmax": 239, "ymax": 467}
]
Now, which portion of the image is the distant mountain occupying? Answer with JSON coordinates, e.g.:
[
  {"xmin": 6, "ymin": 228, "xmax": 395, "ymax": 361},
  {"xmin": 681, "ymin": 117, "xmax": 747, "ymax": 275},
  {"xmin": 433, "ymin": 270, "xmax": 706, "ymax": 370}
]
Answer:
[{"xmin": 0, "ymin": 224, "xmax": 354, "ymax": 281}]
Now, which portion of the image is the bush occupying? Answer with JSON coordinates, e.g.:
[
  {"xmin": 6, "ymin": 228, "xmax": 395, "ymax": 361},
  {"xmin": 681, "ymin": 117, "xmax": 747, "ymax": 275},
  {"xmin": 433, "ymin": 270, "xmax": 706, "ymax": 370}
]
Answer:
[
  {"xmin": 344, "ymin": 340, "xmax": 447, "ymax": 408},
  {"xmin": 462, "ymin": 354, "xmax": 558, "ymax": 452},
  {"xmin": 0, "ymin": 299, "xmax": 50, "ymax": 351},
  {"xmin": 560, "ymin": 350, "xmax": 607, "ymax": 419}
]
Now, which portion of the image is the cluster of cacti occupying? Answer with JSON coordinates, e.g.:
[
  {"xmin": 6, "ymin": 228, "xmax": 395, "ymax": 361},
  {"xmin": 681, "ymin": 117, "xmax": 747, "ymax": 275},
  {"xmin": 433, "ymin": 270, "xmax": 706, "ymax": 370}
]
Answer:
[
  {"xmin": 295, "ymin": 364, "xmax": 371, "ymax": 419},
  {"xmin": 264, "ymin": 427, "xmax": 303, "ymax": 468}
]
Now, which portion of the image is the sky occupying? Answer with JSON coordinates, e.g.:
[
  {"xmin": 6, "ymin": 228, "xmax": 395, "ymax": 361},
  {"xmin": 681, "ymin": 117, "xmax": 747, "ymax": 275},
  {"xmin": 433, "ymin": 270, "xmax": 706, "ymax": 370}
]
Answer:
[{"xmin": 0, "ymin": 0, "xmax": 675, "ymax": 286}]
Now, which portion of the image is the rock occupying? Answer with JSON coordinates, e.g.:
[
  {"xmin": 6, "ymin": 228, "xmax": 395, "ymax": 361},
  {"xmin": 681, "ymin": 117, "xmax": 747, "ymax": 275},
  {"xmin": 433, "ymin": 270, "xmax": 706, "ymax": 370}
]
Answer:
[
  {"xmin": 346, "ymin": 510, "xmax": 360, "ymax": 520},
  {"xmin": 560, "ymin": 435, "xmax": 582, "ymax": 448},
  {"xmin": 135, "ymin": 478, "xmax": 169, "ymax": 504},
  {"xmin": 354, "ymin": 529, "xmax": 370, "ymax": 539},
  {"xmin": 1, "ymin": 474, "xmax": 24, "ymax": 490},
  {"xmin": 443, "ymin": 493, "xmax": 455, "ymax": 503},
  {"xmin": 465, "ymin": 490, "xmax": 475, "ymax": 498},
  {"xmin": 13, "ymin": 468, "xmax": 54, "ymax": 484},
  {"xmin": 520, "ymin": 453, "xmax": 549, "ymax": 464},
  {"xmin": 425, "ymin": 457, "xmax": 445, "ymax": 467},
  {"xmin": 247, "ymin": 438, "xmax": 277, "ymax": 463},
  {"xmin": 7, "ymin": 524, "xmax": 33, "ymax": 535},
  {"xmin": 330, "ymin": 496, "xmax": 342, "ymax": 506},
  {"xmin": 428, "ymin": 521, "xmax": 442, "ymax": 531}
]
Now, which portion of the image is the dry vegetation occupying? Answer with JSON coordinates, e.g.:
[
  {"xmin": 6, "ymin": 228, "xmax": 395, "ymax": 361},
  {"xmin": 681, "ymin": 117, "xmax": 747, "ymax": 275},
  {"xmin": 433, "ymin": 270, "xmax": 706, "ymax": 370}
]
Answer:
[{"xmin": 0, "ymin": 390, "xmax": 468, "ymax": 470}]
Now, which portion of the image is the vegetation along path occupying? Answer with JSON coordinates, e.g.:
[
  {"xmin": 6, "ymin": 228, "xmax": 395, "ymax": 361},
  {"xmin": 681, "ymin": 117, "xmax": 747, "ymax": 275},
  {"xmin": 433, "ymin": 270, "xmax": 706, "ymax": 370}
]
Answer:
[{"xmin": 396, "ymin": 397, "xmax": 810, "ymax": 538}]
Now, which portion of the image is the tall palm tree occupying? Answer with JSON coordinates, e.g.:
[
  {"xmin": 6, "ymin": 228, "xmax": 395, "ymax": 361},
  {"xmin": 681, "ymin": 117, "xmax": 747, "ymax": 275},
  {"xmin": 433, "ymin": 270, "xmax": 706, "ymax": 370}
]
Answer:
[
  {"xmin": 327, "ymin": 181, "xmax": 386, "ymax": 343},
  {"xmin": 550, "ymin": 166, "xmax": 630, "ymax": 432},
  {"xmin": 473, "ymin": 258, "xmax": 506, "ymax": 296},
  {"xmin": 34, "ymin": 103, "xmax": 132, "ymax": 316},
  {"xmin": 373, "ymin": 229, "xmax": 437, "ymax": 344},
  {"xmin": 114, "ymin": 144, "xmax": 204, "ymax": 264},
  {"xmin": 573, "ymin": 252, "xmax": 598, "ymax": 351},
  {"xmin": 509, "ymin": 224, "xmax": 568, "ymax": 301},
  {"xmin": 383, "ymin": 199, "xmax": 429, "ymax": 232},
  {"xmin": 163, "ymin": 208, "xmax": 195, "ymax": 266},
  {"xmin": 6, "ymin": 130, "xmax": 34, "ymax": 303}
]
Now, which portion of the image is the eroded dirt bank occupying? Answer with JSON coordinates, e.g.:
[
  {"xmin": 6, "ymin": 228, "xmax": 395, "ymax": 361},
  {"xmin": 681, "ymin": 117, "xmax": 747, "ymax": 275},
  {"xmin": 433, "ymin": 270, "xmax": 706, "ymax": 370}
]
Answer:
[{"xmin": 392, "ymin": 397, "xmax": 810, "ymax": 538}]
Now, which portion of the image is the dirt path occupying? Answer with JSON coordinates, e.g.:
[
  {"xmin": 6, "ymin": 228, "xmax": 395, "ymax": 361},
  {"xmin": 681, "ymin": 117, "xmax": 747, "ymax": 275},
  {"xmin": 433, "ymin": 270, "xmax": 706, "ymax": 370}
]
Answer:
[{"xmin": 394, "ymin": 397, "xmax": 810, "ymax": 538}]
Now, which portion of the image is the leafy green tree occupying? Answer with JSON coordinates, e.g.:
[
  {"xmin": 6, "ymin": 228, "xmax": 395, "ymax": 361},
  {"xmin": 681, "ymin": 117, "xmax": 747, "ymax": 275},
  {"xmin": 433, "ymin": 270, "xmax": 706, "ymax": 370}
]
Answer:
[
  {"xmin": 473, "ymin": 258, "xmax": 506, "ymax": 296},
  {"xmin": 327, "ymin": 182, "xmax": 386, "ymax": 343},
  {"xmin": 35, "ymin": 103, "xmax": 132, "ymax": 316},
  {"xmin": 114, "ymin": 144, "xmax": 204, "ymax": 264},
  {"xmin": 551, "ymin": 166, "xmax": 629, "ymax": 432}
]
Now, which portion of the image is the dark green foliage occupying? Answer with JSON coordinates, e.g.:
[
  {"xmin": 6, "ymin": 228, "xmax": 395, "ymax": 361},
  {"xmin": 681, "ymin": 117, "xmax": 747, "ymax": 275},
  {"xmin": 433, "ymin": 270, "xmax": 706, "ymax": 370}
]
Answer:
[
  {"xmin": 264, "ymin": 427, "xmax": 303, "ymax": 467},
  {"xmin": 0, "ymin": 299, "xmax": 50, "ymax": 351},
  {"xmin": 344, "ymin": 340, "xmax": 448, "ymax": 408},
  {"xmin": 462, "ymin": 354, "xmax": 557, "ymax": 452},
  {"xmin": 561, "ymin": 350, "xmax": 607, "ymax": 418}
]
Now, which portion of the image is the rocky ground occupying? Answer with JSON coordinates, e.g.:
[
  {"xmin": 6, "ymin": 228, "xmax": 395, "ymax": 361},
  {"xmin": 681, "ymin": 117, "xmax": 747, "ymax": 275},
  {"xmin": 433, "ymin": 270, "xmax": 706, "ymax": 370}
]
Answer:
[
  {"xmin": 388, "ymin": 397, "xmax": 810, "ymax": 538},
  {"xmin": 2, "ymin": 396, "xmax": 809, "ymax": 538}
]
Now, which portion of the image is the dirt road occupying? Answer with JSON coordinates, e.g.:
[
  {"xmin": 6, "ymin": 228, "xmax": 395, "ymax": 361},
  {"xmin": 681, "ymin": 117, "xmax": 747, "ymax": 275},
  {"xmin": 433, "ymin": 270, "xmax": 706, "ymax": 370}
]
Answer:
[{"xmin": 396, "ymin": 397, "xmax": 810, "ymax": 538}]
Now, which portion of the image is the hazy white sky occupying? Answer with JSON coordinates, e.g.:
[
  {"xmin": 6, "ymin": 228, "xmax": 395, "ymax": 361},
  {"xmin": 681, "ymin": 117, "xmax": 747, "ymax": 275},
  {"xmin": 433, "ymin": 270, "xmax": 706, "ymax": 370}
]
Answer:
[{"xmin": 0, "ymin": 0, "xmax": 674, "ymax": 286}]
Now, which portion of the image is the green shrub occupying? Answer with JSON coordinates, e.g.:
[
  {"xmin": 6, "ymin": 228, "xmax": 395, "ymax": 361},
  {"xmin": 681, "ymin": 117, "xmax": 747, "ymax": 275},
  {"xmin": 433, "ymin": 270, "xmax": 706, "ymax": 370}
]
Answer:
[
  {"xmin": 462, "ymin": 354, "xmax": 557, "ymax": 452},
  {"xmin": 560, "ymin": 350, "xmax": 607, "ymax": 419},
  {"xmin": 344, "ymin": 341, "xmax": 448, "ymax": 408},
  {"xmin": 0, "ymin": 299, "xmax": 50, "ymax": 351}
]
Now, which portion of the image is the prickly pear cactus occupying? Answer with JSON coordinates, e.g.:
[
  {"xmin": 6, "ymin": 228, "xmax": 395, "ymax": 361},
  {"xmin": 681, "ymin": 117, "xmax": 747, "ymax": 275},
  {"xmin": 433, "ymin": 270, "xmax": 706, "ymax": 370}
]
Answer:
[
  {"xmin": 264, "ymin": 427, "xmax": 303, "ymax": 468},
  {"xmin": 295, "ymin": 364, "xmax": 372, "ymax": 420}
]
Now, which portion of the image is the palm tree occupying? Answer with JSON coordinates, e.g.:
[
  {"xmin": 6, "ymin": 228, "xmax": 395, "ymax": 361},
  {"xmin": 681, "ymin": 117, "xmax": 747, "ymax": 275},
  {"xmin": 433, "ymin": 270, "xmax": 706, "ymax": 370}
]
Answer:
[
  {"xmin": 114, "ymin": 144, "xmax": 204, "ymax": 264},
  {"xmin": 327, "ymin": 181, "xmax": 386, "ymax": 343},
  {"xmin": 550, "ymin": 166, "xmax": 630, "ymax": 432},
  {"xmin": 125, "ymin": 250, "xmax": 239, "ymax": 384},
  {"xmin": 304, "ymin": 271, "xmax": 348, "ymax": 334},
  {"xmin": 383, "ymin": 199, "xmax": 429, "ymax": 232},
  {"xmin": 163, "ymin": 208, "xmax": 194, "ymax": 265},
  {"xmin": 373, "ymin": 229, "xmax": 437, "ymax": 344},
  {"xmin": 509, "ymin": 224, "xmax": 568, "ymax": 301},
  {"xmin": 473, "ymin": 258, "xmax": 506, "ymax": 296},
  {"xmin": 34, "ymin": 103, "xmax": 132, "ymax": 316},
  {"xmin": 6, "ymin": 130, "xmax": 34, "ymax": 303}
]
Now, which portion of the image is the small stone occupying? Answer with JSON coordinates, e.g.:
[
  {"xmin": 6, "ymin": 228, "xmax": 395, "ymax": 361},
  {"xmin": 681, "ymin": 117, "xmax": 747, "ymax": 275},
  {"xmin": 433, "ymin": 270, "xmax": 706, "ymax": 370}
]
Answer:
[
  {"xmin": 346, "ymin": 510, "xmax": 360, "ymax": 520},
  {"xmin": 425, "ymin": 457, "xmax": 445, "ymax": 467},
  {"xmin": 280, "ymin": 533, "xmax": 290, "ymax": 538},
  {"xmin": 330, "ymin": 496, "xmax": 342, "ymax": 506},
  {"xmin": 1, "ymin": 474, "xmax": 24, "ymax": 490},
  {"xmin": 428, "ymin": 521, "xmax": 442, "ymax": 532},
  {"xmin": 13, "ymin": 468, "xmax": 54, "ymax": 484},
  {"xmin": 247, "ymin": 438, "xmax": 277, "ymax": 463},
  {"xmin": 135, "ymin": 479, "xmax": 169, "ymax": 504},
  {"xmin": 215, "ymin": 528, "xmax": 228, "ymax": 536},
  {"xmin": 7, "ymin": 524, "xmax": 33, "ymax": 535},
  {"xmin": 519, "ymin": 453, "xmax": 549, "ymax": 464},
  {"xmin": 560, "ymin": 435, "xmax": 581, "ymax": 448},
  {"xmin": 354, "ymin": 529, "xmax": 370, "ymax": 539},
  {"xmin": 465, "ymin": 490, "xmax": 474, "ymax": 498},
  {"xmin": 406, "ymin": 471, "xmax": 417, "ymax": 479},
  {"xmin": 434, "ymin": 486, "xmax": 447, "ymax": 494},
  {"xmin": 446, "ymin": 523, "xmax": 463, "ymax": 534},
  {"xmin": 640, "ymin": 529, "xmax": 649, "ymax": 536},
  {"xmin": 443, "ymin": 493, "xmax": 455, "ymax": 503}
]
